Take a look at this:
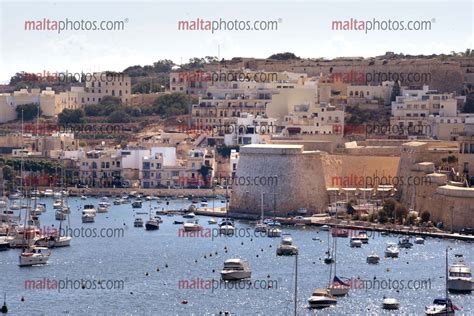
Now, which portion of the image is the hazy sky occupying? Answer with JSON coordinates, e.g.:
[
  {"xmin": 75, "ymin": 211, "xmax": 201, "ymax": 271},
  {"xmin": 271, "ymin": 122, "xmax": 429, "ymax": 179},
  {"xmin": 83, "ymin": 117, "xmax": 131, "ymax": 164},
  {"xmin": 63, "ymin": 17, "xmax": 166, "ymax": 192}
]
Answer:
[{"xmin": 0, "ymin": 0, "xmax": 472, "ymax": 83}]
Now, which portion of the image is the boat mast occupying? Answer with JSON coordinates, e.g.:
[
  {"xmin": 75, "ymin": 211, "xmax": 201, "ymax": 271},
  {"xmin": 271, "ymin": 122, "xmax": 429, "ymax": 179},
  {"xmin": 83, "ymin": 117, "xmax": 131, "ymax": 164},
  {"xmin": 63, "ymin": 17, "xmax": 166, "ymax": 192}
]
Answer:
[
  {"xmin": 445, "ymin": 247, "xmax": 449, "ymax": 303},
  {"xmin": 260, "ymin": 191, "xmax": 264, "ymax": 222},
  {"xmin": 294, "ymin": 252, "xmax": 298, "ymax": 316}
]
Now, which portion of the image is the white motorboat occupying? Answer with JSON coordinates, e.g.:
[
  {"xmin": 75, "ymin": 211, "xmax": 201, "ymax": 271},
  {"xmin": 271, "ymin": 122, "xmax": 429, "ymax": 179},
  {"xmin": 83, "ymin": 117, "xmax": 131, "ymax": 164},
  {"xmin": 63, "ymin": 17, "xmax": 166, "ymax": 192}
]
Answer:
[
  {"xmin": 43, "ymin": 189, "xmax": 54, "ymax": 197},
  {"xmin": 97, "ymin": 202, "xmax": 109, "ymax": 213},
  {"xmin": 53, "ymin": 199, "xmax": 62, "ymax": 210},
  {"xmin": 447, "ymin": 254, "xmax": 473, "ymax": 293},
  {"xmin": 219, "ymin": 219, "xmax": 235, "ymax": 236},
  {"xmin": 208, "ymin": 218, "xmax": 217, "ymax": 225},
  {"xmin": 19, "ymin": 246, "xmax": 51, "ymax": 267},
  {"xmin": 82, "ymin": 205, "xmax": 96, "ymax": 223},
  {"xmin": 367, "ymin": 253, "xmax": 380, "ymax": 264},
  {"xmin": 220, "ymin": 258, "xmax": 251, "ymax": 281},
  {"xmin": 307, "ymin": 288, "xmax": 337, "ymax": 309},
  {"xmin": 356, "ymin": 231, "xmax": 369, "ymax": 243},
  {"xmin": 113, "ymin": 199, "xmax": 121, "ymax": 205},
  {"xmin": 415, "ymin": 237, "xmax": 425, "ymax": 244},
  {"xmin": 350, "ymin": 237, "xmax": 363, "ymax": 248},
  {"xmin": 425, "ymin": 298, "xmax": 456, "ymax": 315},
  {"xmin": 276, "ymin": 234, "xmax": 298, "ymax": 256},
  {"xmin": 80, "ymin": 195, "xmax": 87, "ymax": 200},
  {"xmin": 255, "ymin": 222, "xmax": 268, "ymax": 233},
  {"xmin": 385, "ymin": 243, "xmax": 400, "ymax": 258},
  {"xmin": 55, "ymin": 210, "xmax": 67, "ymax": 221},
  {"xmin": 320, "ymin": 225, "xmax": 330, "ymax": 231},
  {"xmin": 182, "ymin": 212, "xmax": 196, "ymax": 219},
  {"xmin": 9, "ymin": 202, "xmax": 20, "ymax": 211},
  {"xmin": 267, "ymin": 226, "xmax": 282, "ymax": 238},
  {"xmin": 134, "ymin": 217, "xmax": 144, "ymax": 227},
  {"xmin": 183, "ymin": 221, "xmax": 203, "ymax": 232},
  {"xmin": 398, "ymin": 236, "xmax": 413, "ymax": 248},
  {"xmin": 382, "ymin": 298, "xmax": 400, "ymax": 310}
]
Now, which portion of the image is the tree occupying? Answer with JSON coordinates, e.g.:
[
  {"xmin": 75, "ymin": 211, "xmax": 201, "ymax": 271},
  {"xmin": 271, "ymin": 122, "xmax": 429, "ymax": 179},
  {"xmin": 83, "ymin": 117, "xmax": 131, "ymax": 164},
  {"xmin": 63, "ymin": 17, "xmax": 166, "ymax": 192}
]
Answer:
[
  {"xmin": 100, "ymin": 96, "xmax": 122, "ymax": 106},
  {"xmin": 462, "ymin": 95, "xmax": 474, "ymax": 113},
  {"xmin": 394, "ymin": 203, "xmax": 408, "ymax": 224},
  {"xmin": 198, "ymin": 165, "xmax": 213, "ymax": 187},
  {"xmin": 108, "ymin": 110, "xmax": 131, "ymax": 123},
  {"xmin": 382, "ymin": 198, "xmax": 397, "ymax": 219},
  {"xmin": 390, "ymin": 80, "xmax": 401, "ymax": 102},
  {"xmin": 58, "ymin": 109, "xmax": 84, "ymax": 124},
  {"xmin": 421, "ymin": 211, "xmax": 431, "ymax": 223},
  {"xmin": 84, "ymin": 104, "xmax": 103, "ymax": 116},
  {"xmin": 15, "ymin": 103, "xmax": 41, "ymax": 121},
  {"xmin": 268, "ymin": 52, "xmax": 300, "ymax": 60},
  {"xmin": 378, "ymin": 210, "xmax": 388, "ymax": 224},
  {"xmin": 152, "ymin": 93, "xmax": 192, "ymax": 117}
]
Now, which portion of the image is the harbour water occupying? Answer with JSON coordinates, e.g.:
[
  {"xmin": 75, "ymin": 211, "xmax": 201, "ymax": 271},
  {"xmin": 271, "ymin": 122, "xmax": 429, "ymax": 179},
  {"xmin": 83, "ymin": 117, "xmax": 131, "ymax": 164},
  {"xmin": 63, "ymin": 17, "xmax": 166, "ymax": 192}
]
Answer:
[{"xmin": 0, "ymin": 197, "xmax": 472, "ymax": 315}]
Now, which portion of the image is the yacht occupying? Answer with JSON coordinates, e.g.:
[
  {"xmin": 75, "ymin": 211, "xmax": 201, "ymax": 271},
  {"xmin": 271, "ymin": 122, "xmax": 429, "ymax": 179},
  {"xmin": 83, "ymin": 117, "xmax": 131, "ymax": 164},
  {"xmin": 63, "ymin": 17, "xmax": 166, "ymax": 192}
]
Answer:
[
  {"xmin": 415, "ymin": 237, "xmax": 425, "ymax": 244},
  {"xmin": 9, "ymin": 202, "xmax": 20, "ymax": 211},
  {"xmin": 80, "ymin": 195, "xmax": 87, "ymax": 200},
  {"xmin": 43, "ymin": 189, "xmax": 54, "ymax": 197},
  {"xmin": 183, "ymin": 220, "xmax": 203, "ymax": 232},
  {"xmin": 132, "ymin": 200, "xmax": 142, "ymax": 208},
  {"xmin": 447, "ymin": 254, "xmax": 473, "ymax": 293},
  {"xmin": 220, "ymin": 259, "xmax": 251, "ymax": 281},
  {"xmin": 6, "ymin": 225, "xmax": 40, "ymax": 248},
  {"xmin": 382, "ymin": 297, "xmax": 400, "ymax": 310},
  {"xmin": 134, "ymin": 217, "xmax": 144, "ymax": 227},
  {"xmin": 208, "ymin": 218, "xmax": 217, "ymax": 225},
  {"xmin": 307, "ymin": 288, "xmax": 337, "ymax": 309},
  {"xmin": 320, "ymin": 225, "xmax": 330, "ymax": 231},
  {"xmin": 97, "ymin": 202, "xmax": 109, "ymax": 213},
  {"xmin": 328, "ymin": 276, "xmax": 351, "ymax": 296},
  {"xmin": 276, "ymin": 234, "xmax": 298, "ymax": 256},
  {"xmin": 113, "ymin": 199, "xmax": 122, "ymax": 205},
  {"xmin": 19, "ymin": 246, "xmax": 51, "ymax": 267},
  {"xmin": 350, "ymin": 237, "xmax": 363, "ymax": 248},
  {"xmin": 35, "ymin": 234, "xmax": 71, "ymax": 248},
  {"xmin": 55, "ymin": 210, "xmax": 67, "ymax": 221},
  {"xmin": 367, "ymin": 253, "xmax": 380, "ymax": 264},
  {"xmin": 53, "ymin": 199, "xmax": 63, "ymax": 210},
  {"xmin": 82, "ymin": 205, "xmax": 96, "ymax": 223},
  {"xmin": 182, "ymin": 212, "xmax": 196, "ymax": 219},
  {"xmin": 398, "ymin": 236, "xmax": 413, "ymax": 249},
  {"xmin": 219, "ymin": 219, "xmax": 235, "ymax": 236},
  {"xmin": 356, "ymin": 231, "xmax": 369, "ymax": 243},
  {"xmin": 385, "ymin": 243, "xmax": 400, "ymax": 258},
  {"xmin": 266, "ymin": 225, "xmax": 282, "ymax": 238},
  {"xmin": 425, "ymin": 298, "xmax": 456, "ymax": 315}
]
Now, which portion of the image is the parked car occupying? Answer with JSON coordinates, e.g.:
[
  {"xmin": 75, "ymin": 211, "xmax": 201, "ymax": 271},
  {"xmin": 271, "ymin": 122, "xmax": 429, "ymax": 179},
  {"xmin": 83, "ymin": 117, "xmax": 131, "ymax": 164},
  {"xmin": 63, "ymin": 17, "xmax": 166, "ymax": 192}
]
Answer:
[{"xmin": 460, "ymin": 227, "xmax": 474, "ymax": 235}]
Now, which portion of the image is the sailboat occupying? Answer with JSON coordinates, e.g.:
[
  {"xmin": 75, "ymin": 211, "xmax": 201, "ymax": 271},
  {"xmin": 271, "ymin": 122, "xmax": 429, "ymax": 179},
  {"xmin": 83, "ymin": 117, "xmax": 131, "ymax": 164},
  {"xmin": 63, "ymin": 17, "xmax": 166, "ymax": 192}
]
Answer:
[
  {"xmin": 255, "ymin": 191, "xmax": 268, "ymax": 233},
  {"xmin": 324, "ymin": 229, "xmax": 334, "ymax": 264},
  {"xmin": 266, "ymin": 190, "xmax": 281, "ymax": 238},
  {"xmin": 35, "ymin": 173, "xmax": 71, "ymax": 248},
  {"xmin": 219, "ymin": 181, "xmax": 235, "ymax": 236},
  {"xmin": 327, "ymin": 227, "xmax": 350, "ymax": 296},
  {"xmin": 19, "ymin": 184, "xmax": 51, "ymax": 267},
  {"xmin": 425, "ymin": 247, "xmax": 459, "ymax": 315},
  {"xmin": 145, "ymin": 200, "xmax": 159, "ymax": 231}
]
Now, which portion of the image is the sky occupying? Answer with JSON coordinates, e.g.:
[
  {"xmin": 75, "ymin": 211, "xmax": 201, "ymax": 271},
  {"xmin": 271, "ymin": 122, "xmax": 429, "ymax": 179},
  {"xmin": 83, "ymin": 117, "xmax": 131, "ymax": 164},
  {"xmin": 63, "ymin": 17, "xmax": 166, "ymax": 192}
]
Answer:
[{"xmin": 0, "ymin": 0, "xmax": 473, "ymax": 83}]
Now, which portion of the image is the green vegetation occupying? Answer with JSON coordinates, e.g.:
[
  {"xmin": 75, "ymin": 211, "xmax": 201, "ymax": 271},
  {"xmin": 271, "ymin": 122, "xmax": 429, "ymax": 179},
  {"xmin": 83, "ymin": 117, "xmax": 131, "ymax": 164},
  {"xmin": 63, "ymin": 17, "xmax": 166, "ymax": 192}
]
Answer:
[
  {"xmin": 345, "ymin": 105, "xmax": 389, "ymax": 125},
  {"xmin": 108, "ymin": 110, "xmax": 131, "ymax": 123},
  {"xmin": 151, "ymin": 93, "xmax": 193, "ymax": 117},
  {"xmin": 58, "ymin": 109, "xmax": 84, "ymax": 124},
  {"xmin": 198, "ymin": 165, "xmax": 213, "ymax": 187},
  {"xmin": 268, "ymin": 52, "xmax": 300, "ymax": 60},
  {"xmin": 15, "ymin": 103, "xmax": 41, "ymax": 121},
  {"xmin": 390, "ymin": 80, "xmax": 401, "ymax": 102}
]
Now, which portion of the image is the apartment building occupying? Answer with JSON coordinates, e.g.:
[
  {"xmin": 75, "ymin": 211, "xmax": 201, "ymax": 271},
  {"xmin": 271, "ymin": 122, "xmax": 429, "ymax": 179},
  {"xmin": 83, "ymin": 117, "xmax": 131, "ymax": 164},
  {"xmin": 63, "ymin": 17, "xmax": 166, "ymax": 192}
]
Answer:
[
  {"xmin": 84, "ymin": 72, "xmax": 131, "ymax": 104},
  {"xmin": 390, "ymin": 85, "xmax": 466, "ymax": 139},
  {"xmin": 222, "ymin": 113, "xmax": 277, "ymax": 146},
  {"xmin": 281, "ymin": 102, "xmax": 344, "ymax": 136},
  {"xmin": 139, "ymin": 148, "xmax": 216, "ymax": 188},
  {"xmin": 78, "ymin": 150, "xmax": 124, "ymax": 188}
]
